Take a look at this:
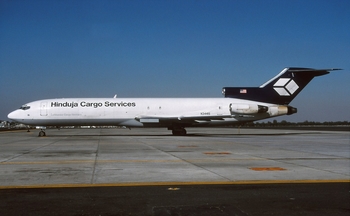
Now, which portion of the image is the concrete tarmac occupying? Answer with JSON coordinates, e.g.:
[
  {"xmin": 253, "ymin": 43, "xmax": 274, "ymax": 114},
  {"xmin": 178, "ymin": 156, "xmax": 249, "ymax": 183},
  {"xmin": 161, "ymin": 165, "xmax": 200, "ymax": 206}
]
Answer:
[{"xmin": 0, "ymin": 128, "xmax": 349, "ymax": 215}]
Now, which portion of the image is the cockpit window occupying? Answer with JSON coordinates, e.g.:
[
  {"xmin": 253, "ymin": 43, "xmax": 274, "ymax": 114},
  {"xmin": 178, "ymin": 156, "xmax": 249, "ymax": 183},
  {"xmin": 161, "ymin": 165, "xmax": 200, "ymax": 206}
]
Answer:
[{"xmin": 19, "ymin": 105, "xmax": 31, "ymax": 110}]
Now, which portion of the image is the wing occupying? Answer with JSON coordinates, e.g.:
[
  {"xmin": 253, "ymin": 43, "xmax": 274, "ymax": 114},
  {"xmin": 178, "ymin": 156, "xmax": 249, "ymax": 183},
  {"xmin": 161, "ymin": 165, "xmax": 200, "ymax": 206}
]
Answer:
[{"xmin": 135, "ymin": 114, "xmax": 233, "ymax": 126}]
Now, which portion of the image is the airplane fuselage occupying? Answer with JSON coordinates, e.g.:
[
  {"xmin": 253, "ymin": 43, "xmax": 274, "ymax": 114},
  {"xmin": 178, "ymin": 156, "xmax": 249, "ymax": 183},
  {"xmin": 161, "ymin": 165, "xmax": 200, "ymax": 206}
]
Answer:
[{"xmin": 8, "ymin": 98, "xmax": 289, "ymax": 128}]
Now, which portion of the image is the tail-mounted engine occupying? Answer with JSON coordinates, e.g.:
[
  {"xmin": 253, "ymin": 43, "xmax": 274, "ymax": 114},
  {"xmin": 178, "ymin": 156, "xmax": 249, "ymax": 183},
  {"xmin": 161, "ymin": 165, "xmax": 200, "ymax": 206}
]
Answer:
[
  {"xmin": 230, "ymin": 103, "xmax": 297, "ymax": 116},
  {"xmin": 268, "ymin": 105, "xmax": 297, "ymax": 116},
  {"xmin": 230, "ymin": 104, "xmax": 268, "ymax": 115}
]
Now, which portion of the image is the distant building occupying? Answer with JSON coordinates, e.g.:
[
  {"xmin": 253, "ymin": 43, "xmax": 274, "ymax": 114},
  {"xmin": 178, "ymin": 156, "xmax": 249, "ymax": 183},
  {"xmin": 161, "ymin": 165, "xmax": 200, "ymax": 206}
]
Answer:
[{"xmin": 0, "ymin": 121, "xmax": 9, "ymax": 128}]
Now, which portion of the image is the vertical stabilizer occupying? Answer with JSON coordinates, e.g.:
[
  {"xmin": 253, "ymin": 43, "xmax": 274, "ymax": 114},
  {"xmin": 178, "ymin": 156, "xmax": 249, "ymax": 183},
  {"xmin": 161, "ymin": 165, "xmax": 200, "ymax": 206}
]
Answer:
[{"xmin": 222, "ymin": 67, "xmax": 341, "ymax": 105}]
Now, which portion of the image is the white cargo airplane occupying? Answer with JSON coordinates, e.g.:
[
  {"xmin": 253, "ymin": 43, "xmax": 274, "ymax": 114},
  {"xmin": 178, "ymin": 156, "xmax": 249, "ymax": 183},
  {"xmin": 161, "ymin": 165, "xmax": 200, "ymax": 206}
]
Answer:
[{"xmin": 8, "ymin": 67, "xmax": 340, "ymax": 136}]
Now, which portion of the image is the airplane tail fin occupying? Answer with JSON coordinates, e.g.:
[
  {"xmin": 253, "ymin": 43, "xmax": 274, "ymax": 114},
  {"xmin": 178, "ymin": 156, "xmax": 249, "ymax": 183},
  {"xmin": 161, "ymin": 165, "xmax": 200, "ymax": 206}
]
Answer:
[{"xmin": 222, "ymin": 67, "xmax": 341, "ymax": 105}]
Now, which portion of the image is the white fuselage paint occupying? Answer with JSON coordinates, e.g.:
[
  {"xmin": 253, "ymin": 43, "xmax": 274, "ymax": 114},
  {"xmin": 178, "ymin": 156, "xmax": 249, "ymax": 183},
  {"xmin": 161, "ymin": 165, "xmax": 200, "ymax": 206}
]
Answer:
[{"xmin": 8, "ymin": 98, "xmax": 288, "ymax": 127}]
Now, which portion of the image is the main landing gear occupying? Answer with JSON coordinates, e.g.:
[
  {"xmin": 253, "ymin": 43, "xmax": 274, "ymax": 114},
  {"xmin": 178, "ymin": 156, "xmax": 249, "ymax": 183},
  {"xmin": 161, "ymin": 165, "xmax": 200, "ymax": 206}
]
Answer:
[
  {"xmin": 171, "ymin": 127, "xmax": 187, "ymax": 136},
  {"xmin": 38, "ymin": 129, "xmax": 46, "ymax": 137}
]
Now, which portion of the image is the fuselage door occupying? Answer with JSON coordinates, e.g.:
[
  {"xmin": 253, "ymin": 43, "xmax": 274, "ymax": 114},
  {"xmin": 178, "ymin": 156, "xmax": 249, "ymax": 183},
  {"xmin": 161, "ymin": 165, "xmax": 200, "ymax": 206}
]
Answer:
[{"xmin": 40, "ymin": 102, "xmax": 48, "ymax": 116}]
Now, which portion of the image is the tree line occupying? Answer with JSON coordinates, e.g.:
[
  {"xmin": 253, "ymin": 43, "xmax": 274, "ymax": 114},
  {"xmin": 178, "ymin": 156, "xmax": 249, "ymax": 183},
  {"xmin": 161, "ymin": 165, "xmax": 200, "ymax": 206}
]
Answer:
[{"xmin": 245, "ymin": 120, "xmax": 349, "ymax": 127}]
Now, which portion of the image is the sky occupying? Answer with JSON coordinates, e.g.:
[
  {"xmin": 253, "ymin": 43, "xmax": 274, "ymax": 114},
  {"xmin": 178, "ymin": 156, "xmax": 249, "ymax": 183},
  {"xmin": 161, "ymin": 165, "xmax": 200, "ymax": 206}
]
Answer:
[{"xmin": 1, "ymin": 0, "xmax": 349, "ymax": 122}]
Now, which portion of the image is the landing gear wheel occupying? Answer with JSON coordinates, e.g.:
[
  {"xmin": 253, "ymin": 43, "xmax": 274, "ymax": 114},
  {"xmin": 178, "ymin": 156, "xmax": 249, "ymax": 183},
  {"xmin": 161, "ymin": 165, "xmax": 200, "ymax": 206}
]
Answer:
[
  {"xmin": 172, "ymin": 128, "xmax": 187, "ymax": 136},
  {"xmin": 38, "ymin": 130, "xmax": 46, "ymax": 137}
]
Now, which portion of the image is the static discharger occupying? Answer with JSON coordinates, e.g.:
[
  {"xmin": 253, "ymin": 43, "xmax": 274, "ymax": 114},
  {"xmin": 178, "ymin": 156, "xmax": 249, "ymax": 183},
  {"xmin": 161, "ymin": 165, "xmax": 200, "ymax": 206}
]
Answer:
[{"xmin": 250, "ymin": 167, "xmax": 286, "ymax": 171}]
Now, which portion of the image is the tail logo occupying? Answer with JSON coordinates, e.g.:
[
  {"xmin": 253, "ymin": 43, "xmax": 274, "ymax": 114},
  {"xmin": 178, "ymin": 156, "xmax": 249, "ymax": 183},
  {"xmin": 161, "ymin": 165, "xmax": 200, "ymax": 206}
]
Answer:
[{"xmin": 273, "ymin": 78, "xmax": 299, "ymax": 96}]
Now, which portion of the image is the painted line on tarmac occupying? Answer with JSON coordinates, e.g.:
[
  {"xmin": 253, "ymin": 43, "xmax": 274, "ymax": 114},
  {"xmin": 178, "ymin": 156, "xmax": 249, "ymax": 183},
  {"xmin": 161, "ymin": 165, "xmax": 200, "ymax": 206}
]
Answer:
[
  {"xmin": 0, "ymin": 158, "xmax": 267, "ymax": 165},
  {"xmin": 0, "ymin": 179, "xmax": 349, "ymax": 189}
]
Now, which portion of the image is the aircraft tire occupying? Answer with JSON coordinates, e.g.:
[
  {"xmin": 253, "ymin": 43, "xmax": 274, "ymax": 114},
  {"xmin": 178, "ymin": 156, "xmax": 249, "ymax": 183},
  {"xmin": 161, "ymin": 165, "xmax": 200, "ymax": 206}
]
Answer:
[{"xmin": 38, "ymin": 131, "xmax": 46, "ymax": 137}]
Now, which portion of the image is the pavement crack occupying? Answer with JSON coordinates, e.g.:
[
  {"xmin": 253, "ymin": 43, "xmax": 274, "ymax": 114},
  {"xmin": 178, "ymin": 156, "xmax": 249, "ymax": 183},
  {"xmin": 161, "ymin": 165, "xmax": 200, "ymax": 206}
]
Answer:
[
  {"xmin": 0, "ymin": 139, "xmax": 65, "ymax": 163},
  {"xmin": 137, "ymin": 139, "xmax": 232, "ymax": 182}
]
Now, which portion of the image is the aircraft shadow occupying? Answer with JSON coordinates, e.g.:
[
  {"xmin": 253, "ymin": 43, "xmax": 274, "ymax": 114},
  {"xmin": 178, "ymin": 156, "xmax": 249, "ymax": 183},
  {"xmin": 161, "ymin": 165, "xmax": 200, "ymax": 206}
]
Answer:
[{"xmin": 37, "ymin": 131, "xmax": 322, "ymax": 137}]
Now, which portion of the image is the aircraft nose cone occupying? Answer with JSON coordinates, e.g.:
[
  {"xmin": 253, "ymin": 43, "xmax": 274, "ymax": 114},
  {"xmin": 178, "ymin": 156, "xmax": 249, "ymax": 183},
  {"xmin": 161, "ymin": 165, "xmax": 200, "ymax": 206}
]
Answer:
[{"xmin": 8, "ymin": 110, "xmax": 19, "ymax": 121}]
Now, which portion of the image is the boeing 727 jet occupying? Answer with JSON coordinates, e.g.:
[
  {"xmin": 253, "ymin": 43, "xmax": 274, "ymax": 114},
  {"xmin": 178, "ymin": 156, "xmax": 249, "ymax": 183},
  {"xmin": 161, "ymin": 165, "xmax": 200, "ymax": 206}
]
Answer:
[{"xmin": 8, "ymin": 67, "xmax": 340, "ymax": 136}]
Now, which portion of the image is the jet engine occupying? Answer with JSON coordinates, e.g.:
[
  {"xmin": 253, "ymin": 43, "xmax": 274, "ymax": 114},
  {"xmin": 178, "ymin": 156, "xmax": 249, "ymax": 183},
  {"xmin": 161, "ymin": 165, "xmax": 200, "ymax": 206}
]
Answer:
[{"xmin": 230, "ymin": 104, "xmax": 268, "ymax": 114}]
